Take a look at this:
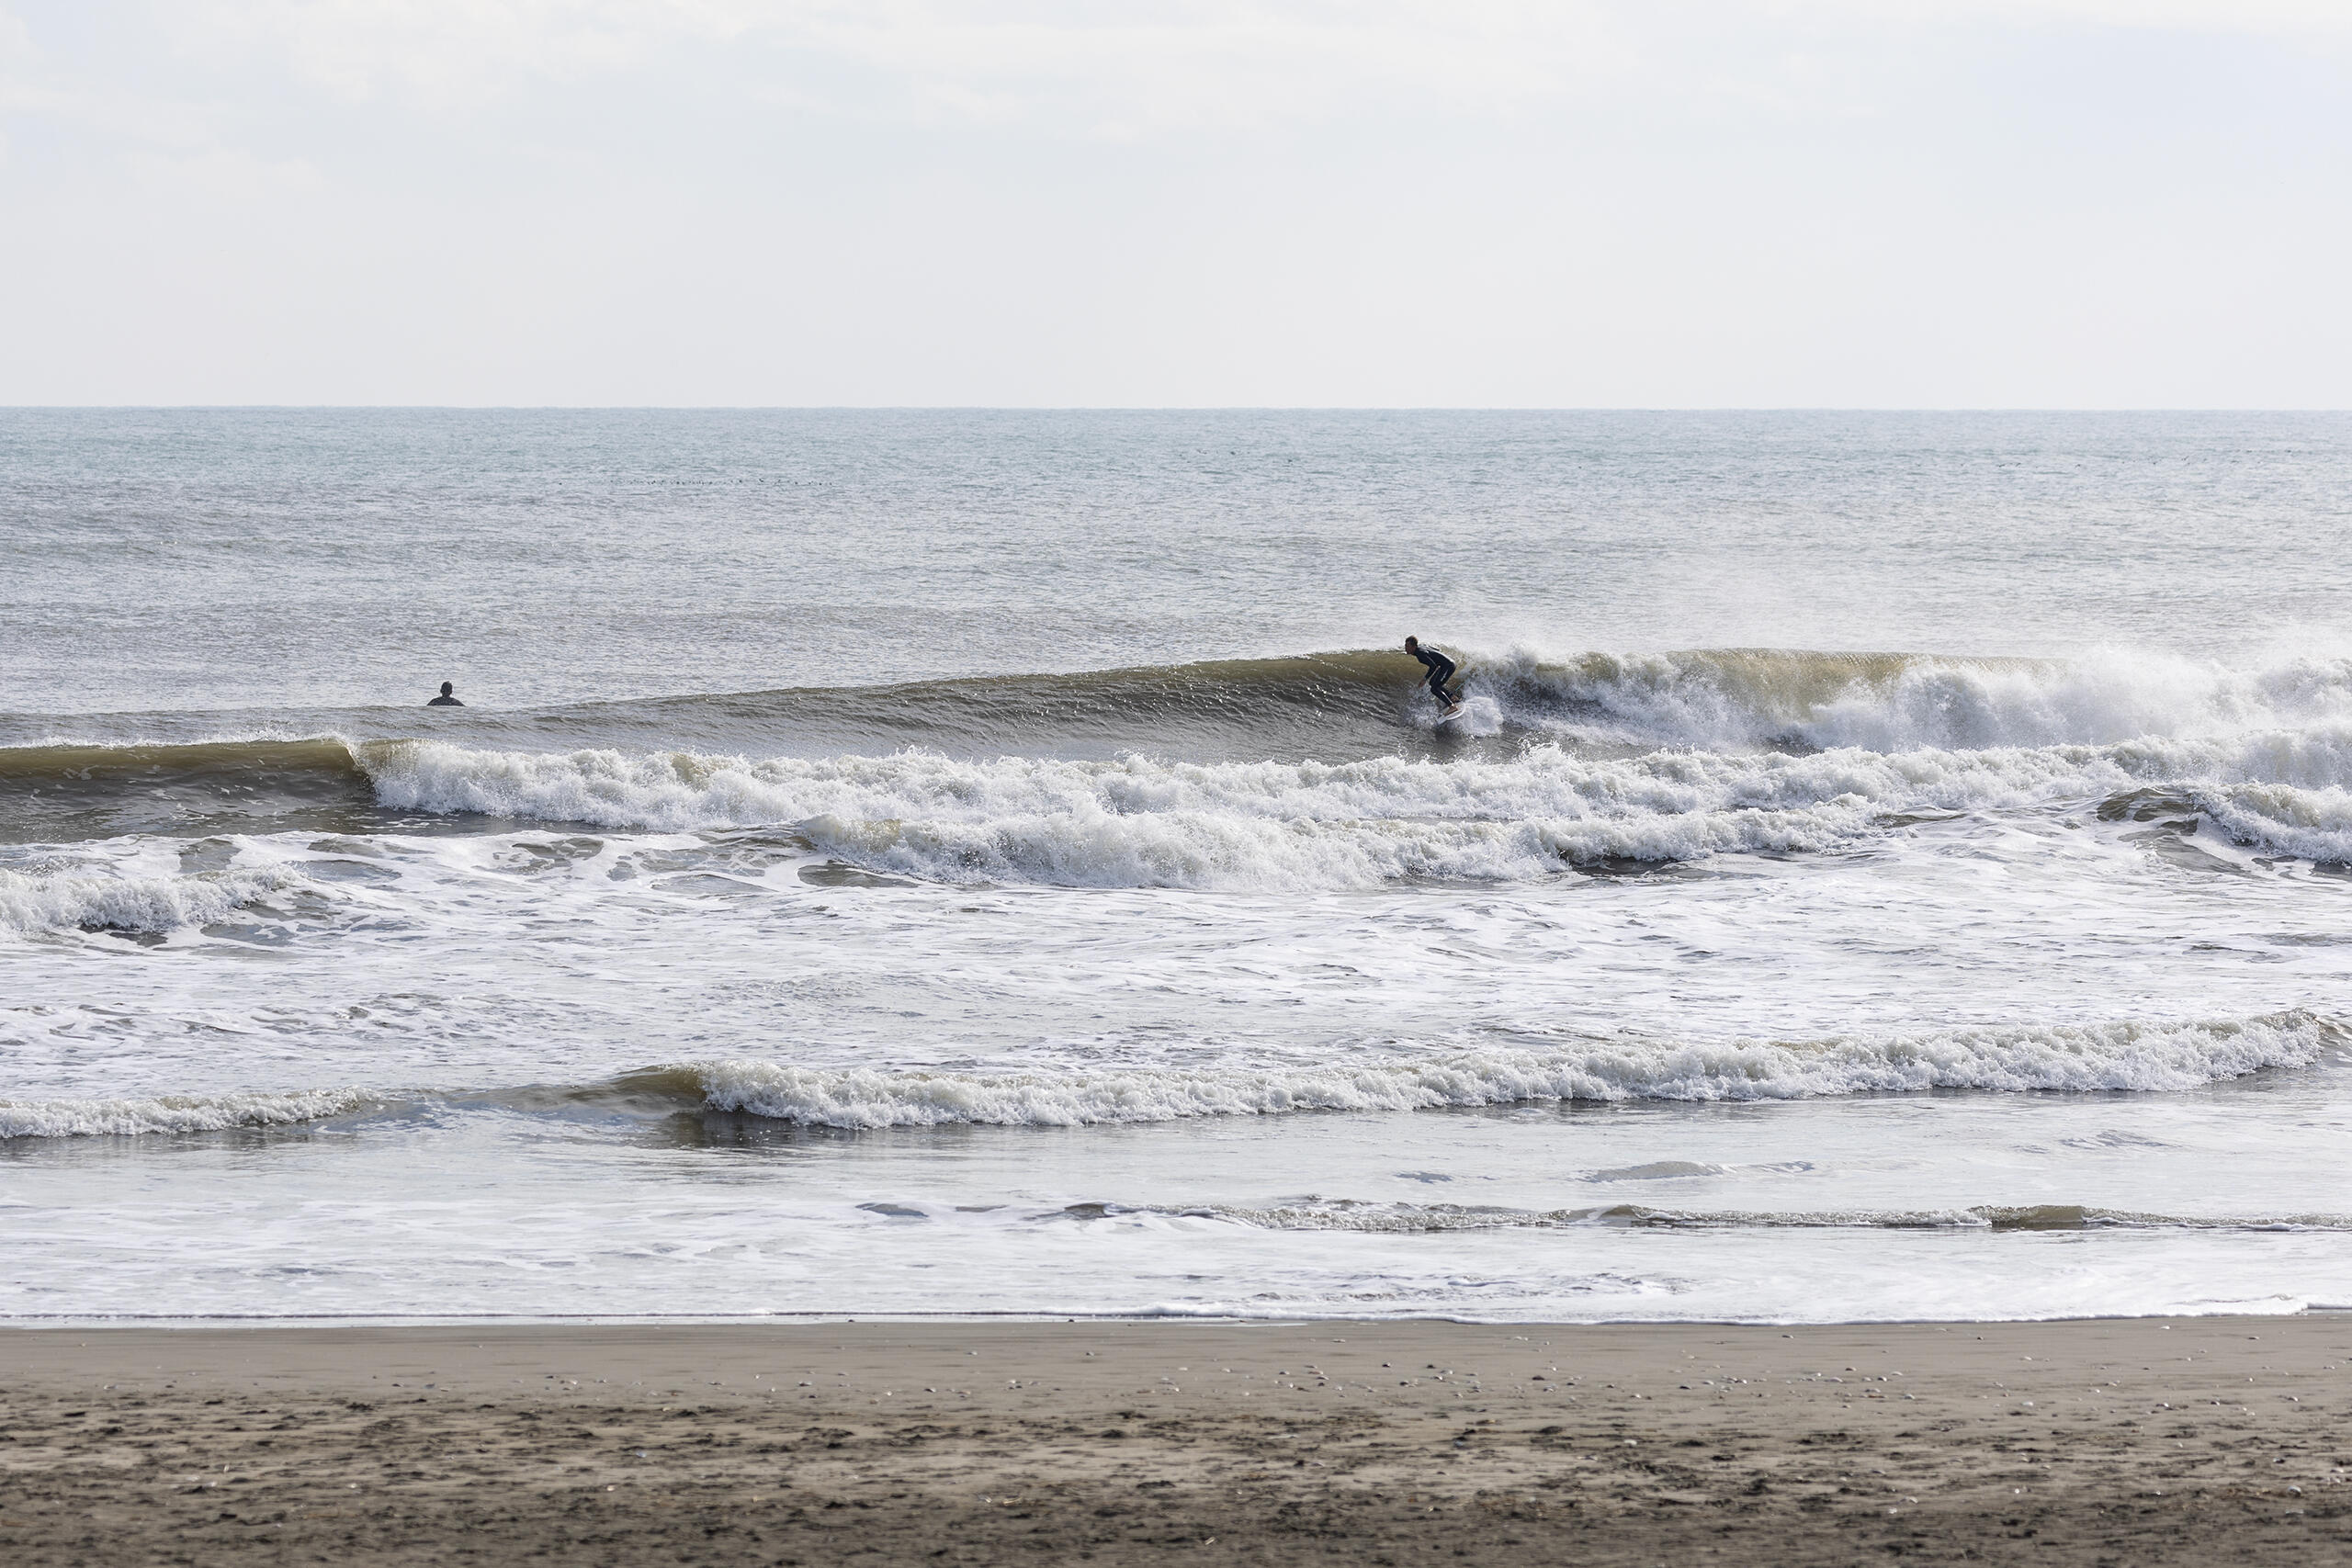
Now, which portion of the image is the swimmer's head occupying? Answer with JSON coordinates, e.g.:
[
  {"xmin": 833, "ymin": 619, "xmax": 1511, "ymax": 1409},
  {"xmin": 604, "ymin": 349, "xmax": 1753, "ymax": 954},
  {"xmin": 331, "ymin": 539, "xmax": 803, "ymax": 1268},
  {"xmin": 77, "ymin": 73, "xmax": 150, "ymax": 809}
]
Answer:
[{"xmin": 440, "ymin": 681, "xmax": 454, "ymax": 697}]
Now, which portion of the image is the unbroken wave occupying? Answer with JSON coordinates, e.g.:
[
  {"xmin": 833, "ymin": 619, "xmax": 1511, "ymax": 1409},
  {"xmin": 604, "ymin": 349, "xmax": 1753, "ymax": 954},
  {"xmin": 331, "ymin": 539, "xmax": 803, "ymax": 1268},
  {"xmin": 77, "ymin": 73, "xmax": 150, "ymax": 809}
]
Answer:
[
  {"xmin": 545, "ymin": 650, "xmax": 1420, "ymax": 761},
  {"xmin": 0, "ymin": 738, "xmax": 373, "ymax": 843}
]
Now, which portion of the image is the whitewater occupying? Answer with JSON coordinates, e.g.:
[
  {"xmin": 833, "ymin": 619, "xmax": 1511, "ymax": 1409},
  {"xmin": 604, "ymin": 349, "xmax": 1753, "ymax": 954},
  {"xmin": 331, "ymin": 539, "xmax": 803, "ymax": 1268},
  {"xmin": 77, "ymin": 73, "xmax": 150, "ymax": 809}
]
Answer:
[{"xmin": 4, "ymin": 408, "xmax": 2350, "ymax": 1325}]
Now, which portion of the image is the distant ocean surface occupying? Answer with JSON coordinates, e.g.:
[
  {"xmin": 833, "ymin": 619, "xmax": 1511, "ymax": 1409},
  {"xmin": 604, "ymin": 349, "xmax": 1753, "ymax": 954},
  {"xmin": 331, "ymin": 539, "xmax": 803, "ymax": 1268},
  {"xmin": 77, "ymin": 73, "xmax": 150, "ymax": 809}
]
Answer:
[{"xmin": 4, "ymin": 409, "xmax": 2351, "ymax": 1323}]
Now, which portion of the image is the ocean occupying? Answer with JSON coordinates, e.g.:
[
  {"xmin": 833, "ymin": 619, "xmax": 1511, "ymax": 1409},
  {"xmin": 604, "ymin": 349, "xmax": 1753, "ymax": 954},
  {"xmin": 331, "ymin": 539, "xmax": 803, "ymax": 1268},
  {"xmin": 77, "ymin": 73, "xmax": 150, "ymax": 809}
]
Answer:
[{"xmin": 4, "ymin": 408, "xmax": 2350, "ymax": 1324}]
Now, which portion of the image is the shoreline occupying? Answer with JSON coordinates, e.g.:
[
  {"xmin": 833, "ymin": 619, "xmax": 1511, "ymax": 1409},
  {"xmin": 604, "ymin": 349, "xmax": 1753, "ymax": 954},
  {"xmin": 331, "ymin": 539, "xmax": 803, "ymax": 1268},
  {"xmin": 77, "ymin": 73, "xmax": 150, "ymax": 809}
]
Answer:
[
  {"xmin": 2, "ymin": 1316, "xmax": 2346, "ymax": 1564},
  {"xmin": 1, "ymin": 1306, "xmax": 2346, "ymax": 1327}
]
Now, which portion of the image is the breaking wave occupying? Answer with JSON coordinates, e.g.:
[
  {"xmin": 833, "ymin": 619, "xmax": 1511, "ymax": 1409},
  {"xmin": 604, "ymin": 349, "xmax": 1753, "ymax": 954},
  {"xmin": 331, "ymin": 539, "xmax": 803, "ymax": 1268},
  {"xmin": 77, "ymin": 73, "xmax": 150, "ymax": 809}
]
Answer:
[
  {"xmin": 347, "ymin": 728, "xmax": 2352, "ymax": 887},
  {"xmin": 12, "ymin": 647, "xmax": 2352, "ymax": 886},
  {"xmin": 6, "ymin": 1012, "xmax": 2332, "ymax": 1139},
  {"xmin": 685, "ymin": 1012, "xmax": 2337, "ymax": 1128},
  {"xmin": 0, "ymin": 1087, "xmax": 371, "ymax": 1139},
  {"xmin": 1477, "ymin": 646, "xmax": 2352, "ymax": 752},
  {"xmin": 0, "ymin": 862, "xmax": 320, "ymax": 937},
  {"xmin": 546, "ymin": 644, "xmax": 2352, "ymax": 756}
]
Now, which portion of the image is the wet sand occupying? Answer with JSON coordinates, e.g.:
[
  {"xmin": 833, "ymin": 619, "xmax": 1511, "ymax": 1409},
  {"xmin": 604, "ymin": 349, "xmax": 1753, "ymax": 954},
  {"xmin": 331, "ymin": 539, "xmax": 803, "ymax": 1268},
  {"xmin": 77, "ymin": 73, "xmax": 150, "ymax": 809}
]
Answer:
[{"xmin": 1, "ymin": 1315, "xmax": 2347, "ymax": 1564}]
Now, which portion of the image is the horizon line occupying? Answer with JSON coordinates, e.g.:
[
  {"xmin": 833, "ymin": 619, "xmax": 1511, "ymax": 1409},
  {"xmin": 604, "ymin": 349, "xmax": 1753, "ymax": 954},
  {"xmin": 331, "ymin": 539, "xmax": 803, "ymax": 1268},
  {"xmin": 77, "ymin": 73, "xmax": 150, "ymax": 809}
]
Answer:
[{"xmin": 4, "ymin": 404, "xmax": 2349, "ymax": 415}]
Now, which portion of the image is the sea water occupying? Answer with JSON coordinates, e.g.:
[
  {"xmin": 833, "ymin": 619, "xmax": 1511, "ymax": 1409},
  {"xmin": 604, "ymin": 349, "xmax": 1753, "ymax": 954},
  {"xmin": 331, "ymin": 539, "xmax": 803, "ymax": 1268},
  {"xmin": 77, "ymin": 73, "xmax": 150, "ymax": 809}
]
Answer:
[{"xmin": 3, "ymin": 409, "xmax": 2349, "ymax": 1323}]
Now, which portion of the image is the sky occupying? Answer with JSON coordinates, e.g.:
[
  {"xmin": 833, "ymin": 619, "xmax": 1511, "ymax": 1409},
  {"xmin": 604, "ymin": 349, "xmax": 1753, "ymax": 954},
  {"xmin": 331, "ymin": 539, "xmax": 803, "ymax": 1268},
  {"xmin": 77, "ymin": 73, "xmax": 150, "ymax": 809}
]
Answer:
[{"xmin": 4, "ymin": 1, "xmax": 2349, "ymax": 407}]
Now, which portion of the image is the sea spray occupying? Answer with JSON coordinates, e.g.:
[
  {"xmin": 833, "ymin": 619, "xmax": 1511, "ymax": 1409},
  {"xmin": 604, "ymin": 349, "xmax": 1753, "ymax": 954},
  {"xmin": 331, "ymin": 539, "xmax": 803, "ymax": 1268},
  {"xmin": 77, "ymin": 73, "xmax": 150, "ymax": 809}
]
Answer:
[{"xmin": 1474, "ymin": 647, "xmax": 2352, "ymax": 751}]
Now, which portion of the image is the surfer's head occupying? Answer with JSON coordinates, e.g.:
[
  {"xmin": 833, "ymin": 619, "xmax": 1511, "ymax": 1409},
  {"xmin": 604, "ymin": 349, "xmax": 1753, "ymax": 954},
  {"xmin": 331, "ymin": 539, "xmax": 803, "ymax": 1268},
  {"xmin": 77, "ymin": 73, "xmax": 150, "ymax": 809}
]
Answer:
[
  {"xmin": 1403, "ymin": 637, "xmax": 1419, "ymax": 652},
  {"xmin": 439, "ymin": 681, "xmax": 454, "ymax": 697}
]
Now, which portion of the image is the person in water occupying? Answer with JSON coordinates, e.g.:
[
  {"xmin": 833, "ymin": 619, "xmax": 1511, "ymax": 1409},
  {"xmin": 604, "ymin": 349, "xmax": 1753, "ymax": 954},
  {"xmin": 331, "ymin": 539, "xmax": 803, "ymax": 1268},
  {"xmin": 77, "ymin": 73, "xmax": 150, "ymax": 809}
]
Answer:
[
  {"xmin": 426, "ymin": 681, "xmax": 464, "ymax": 707},
  {"xmin": 1403, "ymin": 637, "xmax": 1459, "ymax": 710}
]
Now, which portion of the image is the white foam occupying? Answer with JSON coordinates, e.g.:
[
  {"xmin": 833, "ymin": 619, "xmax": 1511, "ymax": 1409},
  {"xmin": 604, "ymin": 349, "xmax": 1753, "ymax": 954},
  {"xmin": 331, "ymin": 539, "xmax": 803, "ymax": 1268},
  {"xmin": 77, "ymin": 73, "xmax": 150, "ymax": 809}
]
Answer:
[
  {"xmin": 1476, "ymin": 647, "xmax": 2352, "ymax": 753},
  {"xmin": 0, "ymin": 1087, "xmax": 369, "ymax": 1139},
  {"xmin": 356, "ymin": 731, "xmax": 2352, "ymax": 888},
  {"xmin": 694, "ymin": 1011, "xmax": 2336, "ymax": 1129},
  {"xmin": 1177, "ymin": 1201, "xmax": 2352, "ymax": 1234},
  {"xmin": 0, "ymin": 863, "xmax": 317, "ymax": 938}
]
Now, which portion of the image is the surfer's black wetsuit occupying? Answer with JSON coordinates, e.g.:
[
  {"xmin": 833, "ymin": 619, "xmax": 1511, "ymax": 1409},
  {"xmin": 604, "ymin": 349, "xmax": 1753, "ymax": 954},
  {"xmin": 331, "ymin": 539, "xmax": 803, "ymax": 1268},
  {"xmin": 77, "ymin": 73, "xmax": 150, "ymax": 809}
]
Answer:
[{"xmin": 1411, "ymin": 644, "xmax": 1458, "ymax": 706}]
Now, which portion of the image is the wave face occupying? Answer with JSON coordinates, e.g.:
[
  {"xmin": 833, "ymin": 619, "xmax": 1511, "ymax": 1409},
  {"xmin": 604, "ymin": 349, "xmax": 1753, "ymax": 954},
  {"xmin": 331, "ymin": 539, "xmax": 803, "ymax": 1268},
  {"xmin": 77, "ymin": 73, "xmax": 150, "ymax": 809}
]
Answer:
[
  {"xmin": 0, "ymin": 739, "xmax": 375, "ymax": 844},
  {"xmin": 557, "ymin": 651, "xmax": 1422, "ymax": 761}
]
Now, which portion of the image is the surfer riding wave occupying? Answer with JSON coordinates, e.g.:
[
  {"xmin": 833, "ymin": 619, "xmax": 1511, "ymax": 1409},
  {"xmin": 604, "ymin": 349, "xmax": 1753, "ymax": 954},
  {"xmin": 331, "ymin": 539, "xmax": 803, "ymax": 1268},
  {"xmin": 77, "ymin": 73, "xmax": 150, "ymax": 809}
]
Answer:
[{"xmin": 1404, "ymin": 636, "xmax": 1459, "ymax": 712}]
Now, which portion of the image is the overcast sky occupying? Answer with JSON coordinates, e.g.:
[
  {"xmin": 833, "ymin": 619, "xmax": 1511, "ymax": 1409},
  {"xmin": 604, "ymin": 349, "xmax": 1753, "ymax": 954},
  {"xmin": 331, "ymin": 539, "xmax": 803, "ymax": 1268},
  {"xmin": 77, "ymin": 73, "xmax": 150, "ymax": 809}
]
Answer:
[{"xmin": 5, "ymin": 2, "xmax": 2348, "ymax": 406}]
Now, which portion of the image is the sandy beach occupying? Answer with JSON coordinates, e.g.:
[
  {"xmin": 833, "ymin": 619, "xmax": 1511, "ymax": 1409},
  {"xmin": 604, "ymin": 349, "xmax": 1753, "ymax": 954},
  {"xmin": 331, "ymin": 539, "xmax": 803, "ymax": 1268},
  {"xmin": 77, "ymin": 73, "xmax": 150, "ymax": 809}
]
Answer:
[{"xmin": 0, "ymin": 1315, "xmax": 2345, "ymax": 1564}]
